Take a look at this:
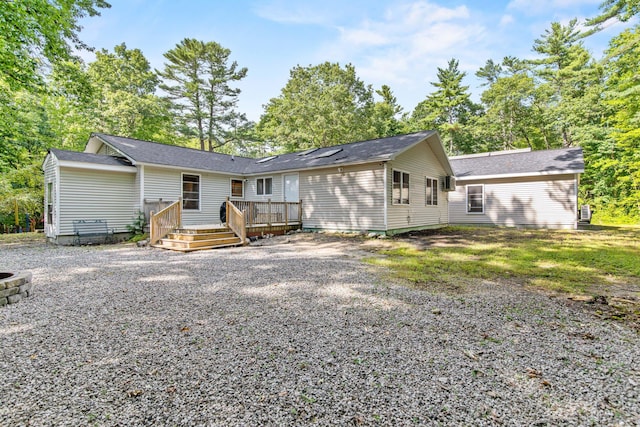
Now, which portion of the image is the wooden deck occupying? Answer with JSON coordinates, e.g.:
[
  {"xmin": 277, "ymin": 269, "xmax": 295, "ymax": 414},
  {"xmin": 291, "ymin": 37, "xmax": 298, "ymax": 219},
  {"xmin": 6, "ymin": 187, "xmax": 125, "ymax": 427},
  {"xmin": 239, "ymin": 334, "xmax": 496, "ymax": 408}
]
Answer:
[{"xmin": 150, "ymin": 200, "xmax": 303, "ymax": 252}]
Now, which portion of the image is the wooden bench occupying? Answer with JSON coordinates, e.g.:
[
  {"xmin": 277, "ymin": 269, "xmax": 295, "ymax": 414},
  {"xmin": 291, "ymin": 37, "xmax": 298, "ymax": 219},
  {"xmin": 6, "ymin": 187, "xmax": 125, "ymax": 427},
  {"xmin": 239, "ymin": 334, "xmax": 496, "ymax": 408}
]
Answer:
[{"xmin": 72, "ymin": 220, "xmax": 114, "ymax": 245}]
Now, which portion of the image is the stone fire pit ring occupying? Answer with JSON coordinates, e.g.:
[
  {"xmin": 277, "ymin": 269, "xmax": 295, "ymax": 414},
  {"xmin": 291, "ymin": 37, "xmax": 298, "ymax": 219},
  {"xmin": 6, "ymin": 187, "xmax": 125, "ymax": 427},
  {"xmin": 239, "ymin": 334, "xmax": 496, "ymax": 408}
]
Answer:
[{"xmin": 0, "ymin": 272, "xmax": 33, "ymax": 306}]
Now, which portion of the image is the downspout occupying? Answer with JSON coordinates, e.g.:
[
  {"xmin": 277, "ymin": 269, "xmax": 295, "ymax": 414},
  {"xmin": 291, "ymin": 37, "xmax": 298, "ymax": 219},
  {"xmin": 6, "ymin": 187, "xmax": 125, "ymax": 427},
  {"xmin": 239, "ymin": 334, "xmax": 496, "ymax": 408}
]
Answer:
[{"xmin": 383, "ymin": 162, "xmax": 388, "ymax": 232}]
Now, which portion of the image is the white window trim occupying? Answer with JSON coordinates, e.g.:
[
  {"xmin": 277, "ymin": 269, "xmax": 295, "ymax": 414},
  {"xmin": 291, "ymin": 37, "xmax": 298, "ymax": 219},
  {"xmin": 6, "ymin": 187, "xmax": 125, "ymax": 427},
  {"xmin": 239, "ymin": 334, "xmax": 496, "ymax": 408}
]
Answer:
[
  {"xmin": 392, "ymin": 168, "xmax": 410, "ymax": 206},
  {"xmin": 230, "ymin": 178, "xmax": 244, "ymax": 199},
  {"xmin": 425, "ymin": 176, "xmax": 438, "ymax": 206},
  {"xmin": 256, "ymin": 176, "xmax": 273, "ymax": 197},
  {"xmin": 182, "ymin": 173, "xmax": 201, "ymax": 211},
  {"xmin": 466, "ymin": 184, "xmax": 485, "ymax": 214}
]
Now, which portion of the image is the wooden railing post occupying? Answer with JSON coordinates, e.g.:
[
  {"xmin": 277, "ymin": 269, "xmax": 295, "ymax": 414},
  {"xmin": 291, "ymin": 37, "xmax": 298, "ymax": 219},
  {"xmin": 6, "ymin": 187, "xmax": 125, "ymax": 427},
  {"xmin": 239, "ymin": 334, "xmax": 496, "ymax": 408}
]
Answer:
[
  {"xmin": 149, "ymin": 198, "xmax": 182, "ymax": 245},
  {"xmin": 267, "ymin": 198, "xmax": 272, "ymax": 226},
  {"xmin": 298, "ymin": 199, "xmax": 303, "ymax": 223},
  {"xmin": 284, "ymin": 202, "xmax": 289, "ymax": 226}
]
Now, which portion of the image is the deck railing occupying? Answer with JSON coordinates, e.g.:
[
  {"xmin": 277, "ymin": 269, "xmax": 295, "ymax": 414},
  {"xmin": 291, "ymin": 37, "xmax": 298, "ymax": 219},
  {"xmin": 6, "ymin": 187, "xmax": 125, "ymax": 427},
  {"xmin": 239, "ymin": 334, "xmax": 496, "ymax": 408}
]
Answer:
[
  {"xmin": 150, "ymin": 198, "xmax": 182, "ymax": 245},
  {"xmin": 230, "ymin": 199, "xmax": 302, "ymax": 227},
  {"xmin": 226, "ymin": 199, "xmax": 247, "ymax": 245}
]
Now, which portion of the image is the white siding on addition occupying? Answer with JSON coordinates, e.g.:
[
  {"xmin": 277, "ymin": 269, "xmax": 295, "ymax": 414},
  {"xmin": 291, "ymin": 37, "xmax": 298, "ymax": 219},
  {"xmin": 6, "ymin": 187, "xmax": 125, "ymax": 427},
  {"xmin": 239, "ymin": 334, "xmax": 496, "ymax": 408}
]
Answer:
[
  {"xmin": 386, "ymin": 140, "xmax": 449, "ymax": 232},
  {"xmin": 57, "ymin": 168, "xmax": 135, "ymax": 235},
  {"xmin": 300, "ymin": 163, "xmax": 385, "ymax": 232},
  {"xmin": 449, "ymin": 174, "xmax": 578, "ymax": 229}
]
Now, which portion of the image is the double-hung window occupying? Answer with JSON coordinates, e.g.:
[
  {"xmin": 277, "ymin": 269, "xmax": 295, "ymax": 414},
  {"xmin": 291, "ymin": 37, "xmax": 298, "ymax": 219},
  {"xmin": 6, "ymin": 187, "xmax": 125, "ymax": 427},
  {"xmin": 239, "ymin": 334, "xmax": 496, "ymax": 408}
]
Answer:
[
  {"xmin": 467, "ymin": 184, "xmax": 484, "ymax": 213},
  {"xmin": 425, "ymin": 177, "xmax": 438, "ymax": 206},
  {"xmin": 182, "ymin": 174, "xmax": 200, "ymax": 210},
  {"xmin": 392, "ymin": 170, "xmax": 410, "ymax": 205},
  {"xmin": 257, "ymin": 177, "xmax": 272, "ymax": 196}
]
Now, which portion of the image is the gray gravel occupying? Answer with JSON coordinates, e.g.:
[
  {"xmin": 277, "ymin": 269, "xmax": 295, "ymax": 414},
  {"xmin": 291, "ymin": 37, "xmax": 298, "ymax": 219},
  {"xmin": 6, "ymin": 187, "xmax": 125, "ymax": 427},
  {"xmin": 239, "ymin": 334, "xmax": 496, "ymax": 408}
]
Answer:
[{"xmin": 1, "ymin": 236, "xmax": 639, "ymax": 426}]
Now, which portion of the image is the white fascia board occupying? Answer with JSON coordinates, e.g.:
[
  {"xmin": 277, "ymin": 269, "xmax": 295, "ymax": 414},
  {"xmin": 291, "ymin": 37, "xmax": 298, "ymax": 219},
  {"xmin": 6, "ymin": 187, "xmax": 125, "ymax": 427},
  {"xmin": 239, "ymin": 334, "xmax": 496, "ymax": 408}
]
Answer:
[
  {"xmin": 455, "ymin": 169, "xmax": 584, "ymax": 181},
  {"xmin": 58, "ymin": 160, "xmax": 137, "ymax": 173}
]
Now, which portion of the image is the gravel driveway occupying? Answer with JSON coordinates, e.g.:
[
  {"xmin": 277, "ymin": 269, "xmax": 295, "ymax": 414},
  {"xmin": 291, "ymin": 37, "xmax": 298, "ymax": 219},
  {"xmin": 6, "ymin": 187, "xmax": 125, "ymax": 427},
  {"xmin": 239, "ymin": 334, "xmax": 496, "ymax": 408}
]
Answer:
[{"xmin": 1, "ymin": 235, "xmax": 639, "ymax": 426}]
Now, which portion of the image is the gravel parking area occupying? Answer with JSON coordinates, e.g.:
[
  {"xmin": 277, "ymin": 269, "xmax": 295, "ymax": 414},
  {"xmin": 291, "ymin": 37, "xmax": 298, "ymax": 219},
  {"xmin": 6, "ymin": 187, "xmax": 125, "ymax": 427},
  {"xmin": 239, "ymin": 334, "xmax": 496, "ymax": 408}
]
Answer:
[{"xmin": 1, "ymin": 235, "xmax": 639, "ymax": 426}]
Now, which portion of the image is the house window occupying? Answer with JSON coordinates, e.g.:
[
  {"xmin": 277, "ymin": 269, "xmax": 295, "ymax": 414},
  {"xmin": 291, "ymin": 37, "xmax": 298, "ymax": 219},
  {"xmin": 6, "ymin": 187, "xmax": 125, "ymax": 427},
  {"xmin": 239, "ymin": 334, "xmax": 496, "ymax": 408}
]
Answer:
[
  {"xmin": 182, "ymin": 174, "xmax": 200, "ymax": 210},
  {"xmin": 257, "ymin": 177, "xmax": 272, "ymax": 196},
  {"xmin": 392, "ymin": 170, "xmax": 410, "ymax": 205},
  {"xmin": 231, "ymin": 179, "xmax": 244, "ymax": 198},
  {"xmin": 426, "ymin": 177, "xmax": 438, "ymax": 206},
  {"xmin": 467, "ymin": 184, "xmax": 484, "ymax": 213},
  {"xmin": 47, "ymin": 182, "xmax": 54, "ymax": 224}
]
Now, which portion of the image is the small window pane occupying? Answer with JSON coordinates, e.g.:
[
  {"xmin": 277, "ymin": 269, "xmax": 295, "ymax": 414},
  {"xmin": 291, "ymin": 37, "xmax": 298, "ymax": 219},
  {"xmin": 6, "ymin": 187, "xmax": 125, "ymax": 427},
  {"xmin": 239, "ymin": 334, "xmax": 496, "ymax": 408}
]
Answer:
[
  {"xmin": 401, "ymin": 172, "xmax": 409, "ymax": 204},
  {"xmin": 231, "ymin": 179, "xmax": 243, "ymax": 198},
  {"xmin": 432, "ymin": 179, "xmax": 438, "ymax": 205},
  {"xmin": 392, "ymin": 170, "xmax": 401, "ymax": 204},
  {"xmin": 257, "ymin": 179, "xmax": 264, "ymax": 195},
  {"xmin": 265, "ymin": 178, "xmax": 272, "ymax": 195}
]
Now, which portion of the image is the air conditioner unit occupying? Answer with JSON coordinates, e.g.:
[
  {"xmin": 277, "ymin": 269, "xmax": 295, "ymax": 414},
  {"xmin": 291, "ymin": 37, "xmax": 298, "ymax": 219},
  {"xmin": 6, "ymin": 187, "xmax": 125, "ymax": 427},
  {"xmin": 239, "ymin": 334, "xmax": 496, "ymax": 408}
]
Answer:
[{"xmin": 442, "ymin": 176, "xmax": 456, "ymax": 192}]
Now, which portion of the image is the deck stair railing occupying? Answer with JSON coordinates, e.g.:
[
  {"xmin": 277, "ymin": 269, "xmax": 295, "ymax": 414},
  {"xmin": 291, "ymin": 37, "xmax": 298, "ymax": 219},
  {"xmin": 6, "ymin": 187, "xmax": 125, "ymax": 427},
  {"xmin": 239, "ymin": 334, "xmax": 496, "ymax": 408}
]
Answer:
[
  {"xmin": 230, "ymin": 199, "xmax": 302, "ymax": 227},
  {"xmin": 150, "ymin": 198, "xmax": 182, "ymax": 245},
  {"xmin": 226, "ymin": 198, "xmax": 247, "ymax": 244}
]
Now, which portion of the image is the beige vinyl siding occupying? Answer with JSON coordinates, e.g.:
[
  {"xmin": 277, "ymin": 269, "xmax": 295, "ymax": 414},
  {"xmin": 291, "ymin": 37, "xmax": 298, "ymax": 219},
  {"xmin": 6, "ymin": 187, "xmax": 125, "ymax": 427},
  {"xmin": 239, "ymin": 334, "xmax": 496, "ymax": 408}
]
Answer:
[
  {"xmin": 43, "ymin": 154, "xmax": 58, "ymax": 237},
  {"xmin": 449, "ymin": 174, "xmax": 578, "ymax": 229},
  {"xmin": 57, "ymin": 168, "xmax": 135, "ymax": 235},
  {"xmin": 300, "ymin": 163, "xmax": 385, "ymax": 232},
  {"xmin": 386, "ymin": 141, "xmax": 449, "ymax": 231},
  {"xmin": 143, "ymin": 165, "xmax": 239, "ymax": 226},
  {"xmin": 245, "ymin": 175, "xmax": 283, "ymax": 201}
]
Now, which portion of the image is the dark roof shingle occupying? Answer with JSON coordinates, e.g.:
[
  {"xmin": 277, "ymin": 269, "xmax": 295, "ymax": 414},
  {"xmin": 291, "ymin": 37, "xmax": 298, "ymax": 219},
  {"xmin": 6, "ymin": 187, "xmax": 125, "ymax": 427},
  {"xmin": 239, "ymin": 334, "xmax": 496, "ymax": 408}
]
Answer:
[
  {"xmin": 50, "ymin": 148, "xmax": 135, "ymax": 168},
  {"xmin": 92, "ymin": 131, "xmax": 440, "ymax": 175},
  {"xmin": 450, "ymin": 147, "xmax": 584, "ymax": 179}
]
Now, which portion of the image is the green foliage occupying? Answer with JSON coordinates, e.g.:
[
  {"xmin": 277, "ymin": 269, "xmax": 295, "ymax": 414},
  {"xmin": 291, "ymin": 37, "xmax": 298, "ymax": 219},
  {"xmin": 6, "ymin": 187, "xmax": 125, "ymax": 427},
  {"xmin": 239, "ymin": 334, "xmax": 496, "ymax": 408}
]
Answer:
[
  {"xmin": 257, "ymin": 62, "xmax": 377, "ymax": 151},
  {"xmin": 408, "ymin": 59, "xmax": 479, "ymax": 154},
  {"xmin": 0, "ymin": 0, "xmax": 110, "ymax": 91},
  {"xmin": 87, "ymin": 43, "xmax": 173, "ymax": 141},
  {"xmin": 158, "ymin": 38, "xmax": 248, "ymax": 152},
  {"xmin": 126, "ymin": 210, "xmax": 146, "ymax": 236}
]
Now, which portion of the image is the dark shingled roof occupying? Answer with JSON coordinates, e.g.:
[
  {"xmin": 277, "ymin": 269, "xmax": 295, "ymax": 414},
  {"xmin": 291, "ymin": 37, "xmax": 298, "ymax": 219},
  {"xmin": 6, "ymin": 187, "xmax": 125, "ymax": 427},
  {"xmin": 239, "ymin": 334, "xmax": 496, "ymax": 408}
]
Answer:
[
  {"xmin": 50, "ymin": 148, "xmax": 135, "ymax": 168},
  {"xmin": 92, "ymin": 131, "xmax": 441, "ymax": 175},
  {"xmin": 450, "ymin": 147, "xmax": 584, "ymax": 179}
]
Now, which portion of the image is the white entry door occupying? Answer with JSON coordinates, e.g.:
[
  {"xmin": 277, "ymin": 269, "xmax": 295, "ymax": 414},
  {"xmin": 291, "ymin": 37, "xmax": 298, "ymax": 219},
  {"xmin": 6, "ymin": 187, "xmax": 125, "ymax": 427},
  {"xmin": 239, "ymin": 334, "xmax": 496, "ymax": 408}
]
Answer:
[{"xmin": 284, "ymin": 174, "xmax": 299, "ymax": 202}]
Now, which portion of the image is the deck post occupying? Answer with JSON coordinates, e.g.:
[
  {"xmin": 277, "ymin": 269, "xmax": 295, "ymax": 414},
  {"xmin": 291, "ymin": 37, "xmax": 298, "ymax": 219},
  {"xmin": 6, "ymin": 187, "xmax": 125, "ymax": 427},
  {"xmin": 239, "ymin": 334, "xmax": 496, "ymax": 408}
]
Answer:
[
  {"xmin": 267, "ymin": 198, "xmax": 272, "ymax": 226},
  {"xmin": 226, "ymin": 196, "xmax": 229, "ymax": 226},
  {"xmin": 298, "ymin": 199, "xmax": 303, "ymax": 223},
  {"xmin": 284, "ymin": 202, "xmax": 288, "ymax": 226}
]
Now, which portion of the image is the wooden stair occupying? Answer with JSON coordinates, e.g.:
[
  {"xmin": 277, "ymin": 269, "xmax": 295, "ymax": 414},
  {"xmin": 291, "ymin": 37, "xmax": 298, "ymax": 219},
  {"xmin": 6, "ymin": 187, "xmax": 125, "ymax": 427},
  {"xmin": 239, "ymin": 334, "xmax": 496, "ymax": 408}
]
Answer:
[{"xmin": 153, "ymin": 227, "xmax": 243, "ymax": 252}]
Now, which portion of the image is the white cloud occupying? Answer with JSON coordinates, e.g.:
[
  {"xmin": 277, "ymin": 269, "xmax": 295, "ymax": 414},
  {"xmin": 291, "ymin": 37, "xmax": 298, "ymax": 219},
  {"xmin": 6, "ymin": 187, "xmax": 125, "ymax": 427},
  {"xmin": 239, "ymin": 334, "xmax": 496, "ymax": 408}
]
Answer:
[
  {"xmin": 500, "ymin": 14, "xmax": 515, "ymax": 26},
  {"xmin": 317, "ymin": 1, "xmax": 485, "ymax": 89},
  {"xmin": 507, "ymin": 0, "xmax": 601, "ymax": 15}
]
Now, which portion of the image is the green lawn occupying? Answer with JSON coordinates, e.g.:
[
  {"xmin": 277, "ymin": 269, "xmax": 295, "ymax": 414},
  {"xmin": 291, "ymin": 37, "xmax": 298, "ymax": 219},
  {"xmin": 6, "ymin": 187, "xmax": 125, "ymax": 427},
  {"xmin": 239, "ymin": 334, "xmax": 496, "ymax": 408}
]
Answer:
[
  {"xmin": 367, "ymin": 226, "xmax": 640, "ymax": 296},
  {"xmin": 0, "ymin": 231, "xmax": 46, "ymax": 245}
]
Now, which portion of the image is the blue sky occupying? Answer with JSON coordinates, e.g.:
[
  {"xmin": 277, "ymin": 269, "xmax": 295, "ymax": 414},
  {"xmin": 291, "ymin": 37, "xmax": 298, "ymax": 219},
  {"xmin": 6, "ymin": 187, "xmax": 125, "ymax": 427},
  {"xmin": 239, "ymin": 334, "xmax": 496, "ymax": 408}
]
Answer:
[{"xmin": 78, "ymin": 0, "xmax": 634, "ymax": 122}]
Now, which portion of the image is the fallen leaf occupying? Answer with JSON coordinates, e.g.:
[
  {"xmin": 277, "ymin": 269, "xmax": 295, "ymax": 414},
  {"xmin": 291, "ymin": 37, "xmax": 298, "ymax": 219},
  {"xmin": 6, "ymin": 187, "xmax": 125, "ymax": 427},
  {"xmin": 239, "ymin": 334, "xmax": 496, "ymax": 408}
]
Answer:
[{"xmin": 180, "ymin": 326, "xmax": 191, "ymax": 333}]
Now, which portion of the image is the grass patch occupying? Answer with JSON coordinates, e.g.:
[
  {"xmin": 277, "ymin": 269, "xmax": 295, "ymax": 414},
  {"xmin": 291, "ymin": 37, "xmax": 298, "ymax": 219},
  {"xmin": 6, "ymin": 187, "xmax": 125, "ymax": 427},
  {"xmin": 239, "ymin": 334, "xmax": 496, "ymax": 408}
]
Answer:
[
  {"xmin": 367, "ymin": 226, "xmax": 640, "ymax": 296},
  {"xmin": 0, "ymin": 232, "xmax": 46, "ymax": 245}
]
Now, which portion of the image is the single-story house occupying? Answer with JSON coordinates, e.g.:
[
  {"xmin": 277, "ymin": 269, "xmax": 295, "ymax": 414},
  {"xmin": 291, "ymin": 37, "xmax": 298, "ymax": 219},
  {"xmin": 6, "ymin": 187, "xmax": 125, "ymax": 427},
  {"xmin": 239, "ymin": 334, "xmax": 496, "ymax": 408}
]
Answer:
[
  {"xmin": 43, "ymin": 130, "xmax": 456, "ymax": 244},
  {"xmin": 42, "ymin": 131, "xmax": 584, "ymax": 245},
  {"xmin": 448, "ymin": 147, "xmax": 584, "ymax": 229}
]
